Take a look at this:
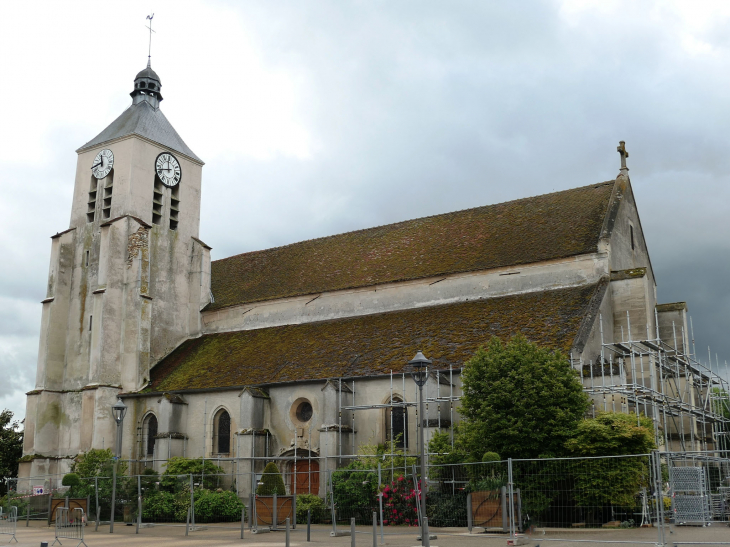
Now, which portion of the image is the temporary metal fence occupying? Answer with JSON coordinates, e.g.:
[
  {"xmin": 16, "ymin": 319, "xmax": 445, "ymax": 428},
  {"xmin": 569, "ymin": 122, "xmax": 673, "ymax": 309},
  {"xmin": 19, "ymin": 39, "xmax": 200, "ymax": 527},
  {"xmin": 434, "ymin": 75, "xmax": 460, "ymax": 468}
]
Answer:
[
  {"xmin": 0, "ymin": 506, "xmax": 18, "ymax": 543},
  {"xmin": 53, "ymin": 507, "xmax": 86, "ymax": 547},
  {"xmin": 7, "ymin": 450, "xmax": 730, "ymax": 545}
]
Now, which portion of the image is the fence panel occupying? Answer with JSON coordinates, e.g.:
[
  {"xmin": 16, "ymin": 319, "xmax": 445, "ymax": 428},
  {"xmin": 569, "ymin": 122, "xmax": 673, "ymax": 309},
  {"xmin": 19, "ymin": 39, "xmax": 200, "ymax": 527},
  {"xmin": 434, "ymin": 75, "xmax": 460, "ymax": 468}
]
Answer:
[
  {"xmin": 667, "ymin": 450, "xmax": 730, "ymax": 547},
  {"xmin": 0, "ymin": 506, "xmax": 17, "ymax": 543},
  {"xmin": 54, "ymin": 507, "xmax": 86, "ymax": 547}
]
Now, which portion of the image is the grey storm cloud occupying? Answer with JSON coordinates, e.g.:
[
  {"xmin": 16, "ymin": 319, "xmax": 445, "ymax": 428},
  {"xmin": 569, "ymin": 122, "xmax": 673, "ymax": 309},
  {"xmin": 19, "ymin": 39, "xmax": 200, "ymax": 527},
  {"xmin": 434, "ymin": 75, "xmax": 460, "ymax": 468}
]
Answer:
[{"xmin": 1, "ymin": 0, "xmax": 729, "ymax": 420}]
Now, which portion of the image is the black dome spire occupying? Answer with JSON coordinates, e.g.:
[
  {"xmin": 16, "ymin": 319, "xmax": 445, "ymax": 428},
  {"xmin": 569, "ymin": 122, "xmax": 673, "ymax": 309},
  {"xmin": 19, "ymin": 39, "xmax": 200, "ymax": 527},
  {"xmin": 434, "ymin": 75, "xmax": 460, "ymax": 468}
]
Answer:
[{"xmin": 130, "ymin": 61, "xmax": 163, "ymax": 107}]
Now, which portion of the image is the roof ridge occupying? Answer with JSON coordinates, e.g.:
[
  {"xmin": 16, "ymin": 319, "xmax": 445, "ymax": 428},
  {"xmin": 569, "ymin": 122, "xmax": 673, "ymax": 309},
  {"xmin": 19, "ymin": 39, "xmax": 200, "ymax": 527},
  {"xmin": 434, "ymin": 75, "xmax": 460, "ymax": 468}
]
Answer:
[{"xmin": 214, "ymin": 180, "xmax": 617, "ymax": 263}]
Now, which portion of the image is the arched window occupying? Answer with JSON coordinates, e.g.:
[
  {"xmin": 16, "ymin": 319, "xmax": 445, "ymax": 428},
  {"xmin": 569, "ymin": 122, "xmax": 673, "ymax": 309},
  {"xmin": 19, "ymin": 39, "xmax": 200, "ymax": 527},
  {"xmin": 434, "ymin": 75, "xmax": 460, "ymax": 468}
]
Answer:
[
  {"xmin": 213, "ymin": 409, "xmax": 231, "ymax": 455},
  {"xmin": 385, "ymin": 397, "xmax": 408, "ymax": 449},
  {"xmin": 144, "ymin": 414, "xmax": 158, "ymax": 457}
]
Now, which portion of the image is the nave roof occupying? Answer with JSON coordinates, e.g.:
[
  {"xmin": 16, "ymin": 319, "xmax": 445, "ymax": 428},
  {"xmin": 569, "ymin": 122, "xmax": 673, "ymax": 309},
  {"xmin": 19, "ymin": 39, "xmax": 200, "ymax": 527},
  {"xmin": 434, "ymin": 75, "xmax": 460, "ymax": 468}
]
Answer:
[
  {"xmin": 148, "ymin": 280, "xmax": 606, "ymax": 393},
  {"xmin": 209, "ymin": 181, "xmax": 617, "ymax": 311}
]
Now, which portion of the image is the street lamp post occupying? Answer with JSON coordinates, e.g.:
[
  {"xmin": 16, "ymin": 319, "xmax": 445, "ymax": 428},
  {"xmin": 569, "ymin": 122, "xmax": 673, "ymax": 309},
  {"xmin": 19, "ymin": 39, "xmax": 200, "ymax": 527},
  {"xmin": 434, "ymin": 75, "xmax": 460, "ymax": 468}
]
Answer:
[
  {"xmin": 409, "ymin": 351, "xmax": 431, "ymax": 547},
  {"xmin": 109, "ymin": 399, "xmax": 127, "ymax": 533}
]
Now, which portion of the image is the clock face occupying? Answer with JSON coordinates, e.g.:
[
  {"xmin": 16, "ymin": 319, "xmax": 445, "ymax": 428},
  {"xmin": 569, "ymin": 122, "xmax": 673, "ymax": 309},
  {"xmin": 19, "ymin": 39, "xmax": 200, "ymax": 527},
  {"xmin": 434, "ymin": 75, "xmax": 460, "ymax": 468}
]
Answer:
[
  {"xmin": 155, "ymin": 152, "xmax": 182, "ymax": 187},
  {"xmin": 91, "ymin": 149, "xmax": 114, "ymax": 179}
]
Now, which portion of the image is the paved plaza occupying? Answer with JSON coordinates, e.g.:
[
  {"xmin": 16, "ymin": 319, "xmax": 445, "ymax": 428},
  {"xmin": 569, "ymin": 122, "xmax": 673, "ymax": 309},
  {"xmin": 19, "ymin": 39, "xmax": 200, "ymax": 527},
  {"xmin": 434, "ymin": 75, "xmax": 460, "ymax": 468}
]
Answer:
[{"xmin": 4, "ymin": 521, "xmax": 729, "ymax": 547}]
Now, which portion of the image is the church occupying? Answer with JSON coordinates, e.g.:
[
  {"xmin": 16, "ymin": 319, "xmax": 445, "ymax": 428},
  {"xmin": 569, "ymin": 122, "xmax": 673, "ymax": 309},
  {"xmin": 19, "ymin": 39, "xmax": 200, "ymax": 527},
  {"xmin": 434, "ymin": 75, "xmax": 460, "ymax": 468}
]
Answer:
[{"xmin": 20, "ymin": 62, "xmax": 728, "ymax": 497}]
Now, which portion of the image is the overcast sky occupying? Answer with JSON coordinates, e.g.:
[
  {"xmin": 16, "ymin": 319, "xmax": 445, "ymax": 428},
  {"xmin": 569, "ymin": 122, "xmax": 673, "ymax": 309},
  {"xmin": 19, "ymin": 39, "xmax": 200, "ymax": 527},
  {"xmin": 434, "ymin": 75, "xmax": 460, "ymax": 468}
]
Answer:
[{"xmin": 1, "ymin": 0, "xmax": 729, "ymax": 421}]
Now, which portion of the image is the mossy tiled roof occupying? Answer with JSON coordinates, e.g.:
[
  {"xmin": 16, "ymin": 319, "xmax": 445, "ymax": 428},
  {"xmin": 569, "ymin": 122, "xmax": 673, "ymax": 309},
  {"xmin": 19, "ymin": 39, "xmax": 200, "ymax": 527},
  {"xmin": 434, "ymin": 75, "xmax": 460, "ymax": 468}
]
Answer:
[
  {"xmin": 149, "ymin": 282, "xmax": 605, "ymax": 392},
  {"xmin": 209, "ymin": 181, "xmax": 616, "ymax": 310}
]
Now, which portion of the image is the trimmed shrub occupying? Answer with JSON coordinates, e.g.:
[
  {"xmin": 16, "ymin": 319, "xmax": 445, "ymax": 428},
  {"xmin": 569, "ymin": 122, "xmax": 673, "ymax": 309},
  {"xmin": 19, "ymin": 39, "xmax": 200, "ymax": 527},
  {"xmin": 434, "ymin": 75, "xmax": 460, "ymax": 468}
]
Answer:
[
  {"xmin": 62, "ymin": 473, "xmax": 81, "ymax": 487},
  {"xmin": 256, "ymin": 463, "xmax": 286, "ymax": 495}
]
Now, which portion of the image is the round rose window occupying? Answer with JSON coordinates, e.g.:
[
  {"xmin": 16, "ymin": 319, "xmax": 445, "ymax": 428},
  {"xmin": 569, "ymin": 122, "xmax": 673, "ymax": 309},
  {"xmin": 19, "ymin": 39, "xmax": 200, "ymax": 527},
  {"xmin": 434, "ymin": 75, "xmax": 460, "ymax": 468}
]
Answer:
[{"xmin": 296, "ymin": 401, "xmax": 313, "ymax": 422}]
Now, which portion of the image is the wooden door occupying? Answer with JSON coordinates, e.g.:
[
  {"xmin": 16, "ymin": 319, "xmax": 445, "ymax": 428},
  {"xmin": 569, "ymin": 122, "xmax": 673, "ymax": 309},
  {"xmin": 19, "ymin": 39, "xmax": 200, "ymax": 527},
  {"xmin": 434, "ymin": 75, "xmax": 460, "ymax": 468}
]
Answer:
[{"xmin": 291, "ymin": 460, "xmax": 319, "ymax": 495}]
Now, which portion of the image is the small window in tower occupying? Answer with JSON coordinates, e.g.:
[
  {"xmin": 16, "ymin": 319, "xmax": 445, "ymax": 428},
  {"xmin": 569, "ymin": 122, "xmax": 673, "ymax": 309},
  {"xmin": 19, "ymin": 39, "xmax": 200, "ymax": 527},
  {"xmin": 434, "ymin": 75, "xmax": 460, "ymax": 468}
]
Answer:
[
  {"xmin": 89, "ymin": 315, "xmax": 93, "ymax": 332},
  {"xmin": 149, "ymin": 83, "xmax": 156, "ymax": 90},
  {"xmin": 152, "ymin": 179, "xmax": 164, "ymax": 225},
  {"xmin": 87, "ymin": 177, "xmax": 97, "ymax": 223},
  {"xmin": 85, "ymin": 251, "xmax": 89, "ymax": 267},
  {"xmin": 630, "ymin": 225, "xmax": 635, "ymax": 250},
  {"xmin": 139, "ymin": 82, "xmax": 146, "ymax": 88},
  {"xmin": 169, "ymin": 184, "xmax": 180, "ymax": 231},
  {"xmin": 102, "ymin": 172, "xmax": 113, "ymax": 219}
]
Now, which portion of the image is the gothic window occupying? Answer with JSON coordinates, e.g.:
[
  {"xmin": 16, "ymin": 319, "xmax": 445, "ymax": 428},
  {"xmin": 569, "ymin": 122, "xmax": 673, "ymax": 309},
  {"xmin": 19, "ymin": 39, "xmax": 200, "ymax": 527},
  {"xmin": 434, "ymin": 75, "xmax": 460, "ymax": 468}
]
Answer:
[
  {"xmin": 213, "ymin": 409, "xmax": 231, "ymax": 455},
  {"xmin": 385, "ymin": 397, "xmax": 408, "ymax": 449},
  {"xmin": 144, "ymin": 414, "xmax": 158, "ymax": 457}
]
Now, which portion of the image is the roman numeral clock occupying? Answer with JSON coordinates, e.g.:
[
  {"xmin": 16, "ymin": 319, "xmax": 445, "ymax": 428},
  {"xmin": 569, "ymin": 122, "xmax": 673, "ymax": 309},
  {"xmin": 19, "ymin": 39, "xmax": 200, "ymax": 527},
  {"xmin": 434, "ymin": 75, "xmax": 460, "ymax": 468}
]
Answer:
[{"xmin": 155, "ymin": 152, "xmax": 181, "ymax": 187}]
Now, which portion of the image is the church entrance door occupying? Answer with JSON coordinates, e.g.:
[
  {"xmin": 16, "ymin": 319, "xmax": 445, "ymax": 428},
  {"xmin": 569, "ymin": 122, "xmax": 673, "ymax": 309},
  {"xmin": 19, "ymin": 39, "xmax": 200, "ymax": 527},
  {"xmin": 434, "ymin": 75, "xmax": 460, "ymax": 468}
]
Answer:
[{"xmin": 291, "ymin": 460, "xmax": 319, "ymax": 495}]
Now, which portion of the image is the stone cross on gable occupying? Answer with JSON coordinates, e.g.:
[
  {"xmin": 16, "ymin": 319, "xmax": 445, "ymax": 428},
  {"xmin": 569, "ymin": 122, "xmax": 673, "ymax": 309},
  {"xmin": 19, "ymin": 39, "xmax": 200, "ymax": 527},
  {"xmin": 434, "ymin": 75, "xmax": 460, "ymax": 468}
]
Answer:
[{"xmin": 617, "ymin": 141, "xmax": 629, "ymax": 174}]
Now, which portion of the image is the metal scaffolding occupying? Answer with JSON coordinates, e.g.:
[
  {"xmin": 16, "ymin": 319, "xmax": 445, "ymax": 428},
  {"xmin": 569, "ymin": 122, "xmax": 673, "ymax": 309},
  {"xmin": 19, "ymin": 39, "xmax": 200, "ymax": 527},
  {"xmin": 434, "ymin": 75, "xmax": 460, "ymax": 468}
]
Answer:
[{"xmin": 577, "ymin": 311, "xmax": 730, "ymax": 452}]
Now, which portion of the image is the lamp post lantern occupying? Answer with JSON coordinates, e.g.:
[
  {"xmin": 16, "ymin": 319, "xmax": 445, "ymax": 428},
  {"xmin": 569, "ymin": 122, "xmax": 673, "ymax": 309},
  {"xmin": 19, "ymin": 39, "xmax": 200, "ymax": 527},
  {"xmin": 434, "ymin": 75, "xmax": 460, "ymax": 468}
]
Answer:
[
  {"xmin": 112, "ymin": 399, "xmax": 127, "ymax": 457},
  {"xmin": 409, "ymin": 351, "xmax": 431, "ymax": 546},
  {"xmin": 109, "ymin": 398, "xmax": 127, "ymax": 533}
]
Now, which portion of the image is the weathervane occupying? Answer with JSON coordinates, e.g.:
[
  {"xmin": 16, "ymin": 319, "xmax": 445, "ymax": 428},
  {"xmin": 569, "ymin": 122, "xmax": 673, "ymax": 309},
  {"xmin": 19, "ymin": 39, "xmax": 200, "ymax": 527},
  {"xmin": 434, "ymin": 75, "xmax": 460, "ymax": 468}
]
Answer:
[{"xmin": 146, "ymin": 13, "xmax": 155, "ymax": 68}]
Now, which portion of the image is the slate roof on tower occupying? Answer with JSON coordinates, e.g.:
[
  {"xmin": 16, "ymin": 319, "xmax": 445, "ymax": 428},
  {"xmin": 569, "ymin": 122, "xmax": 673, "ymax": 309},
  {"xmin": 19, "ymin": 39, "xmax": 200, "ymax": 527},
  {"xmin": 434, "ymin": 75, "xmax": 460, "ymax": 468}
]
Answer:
[
  {"xmin": 77, "ymin": 101, "xmax": 202, "ymax": 162},
  {"xmin": 148, "ymin": 280, "xmax": 607, "ymax": 392},
  {"xmin": 208, "ymin": 180, "xmax": 619, "ymax": 310}
]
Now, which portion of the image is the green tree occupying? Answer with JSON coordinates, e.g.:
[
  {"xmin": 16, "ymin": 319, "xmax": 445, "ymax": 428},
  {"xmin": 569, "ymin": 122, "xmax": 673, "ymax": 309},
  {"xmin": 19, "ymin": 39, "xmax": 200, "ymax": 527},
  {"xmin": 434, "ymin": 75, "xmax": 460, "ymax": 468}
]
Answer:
[
  {"xmin": 458, "ymin": 335, "xmax": 590, "ymax": 459},
  {"xmin": 0, "ymin": 410, "xmax": 23, "ymax": 496},
  {"xmin": 256, "ymin": 462, "xmax": 286, "ymax": 495},
  {"xmin": 70, "ymin": 448, "xmax": 124, "ymax": 478},
  {"xmin": 565, "ymin": 412, "xmax": 657, "ymax": 515}
]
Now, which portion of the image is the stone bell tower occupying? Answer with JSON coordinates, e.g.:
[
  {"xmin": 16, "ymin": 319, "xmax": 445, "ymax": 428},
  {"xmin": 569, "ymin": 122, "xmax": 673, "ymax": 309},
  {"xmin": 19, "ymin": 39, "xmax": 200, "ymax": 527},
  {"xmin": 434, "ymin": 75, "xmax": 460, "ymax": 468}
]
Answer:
[{"xmin": 20, "ymin": 63, "xmax": 211, "ymax": 479}]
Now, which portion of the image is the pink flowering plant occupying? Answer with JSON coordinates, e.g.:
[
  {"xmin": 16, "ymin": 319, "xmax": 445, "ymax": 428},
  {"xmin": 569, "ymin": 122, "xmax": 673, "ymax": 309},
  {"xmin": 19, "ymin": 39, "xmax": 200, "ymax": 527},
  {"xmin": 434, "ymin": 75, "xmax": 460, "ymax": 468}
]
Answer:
[{"xmin": 381, "ymin": 475, "xmax": 419, "ymax": 526}]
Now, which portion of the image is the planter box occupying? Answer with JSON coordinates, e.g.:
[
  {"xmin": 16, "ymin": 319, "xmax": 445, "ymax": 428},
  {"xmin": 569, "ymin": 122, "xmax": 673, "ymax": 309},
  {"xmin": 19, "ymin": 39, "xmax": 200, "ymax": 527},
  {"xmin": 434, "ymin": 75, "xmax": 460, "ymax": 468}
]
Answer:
[
  {"xmin": 255, "ymin": 495, "xmax": 295, "ymax": 528},
  {"xmin": 469, "ymin": 488, "xmax": 521, "ymax": 533}
]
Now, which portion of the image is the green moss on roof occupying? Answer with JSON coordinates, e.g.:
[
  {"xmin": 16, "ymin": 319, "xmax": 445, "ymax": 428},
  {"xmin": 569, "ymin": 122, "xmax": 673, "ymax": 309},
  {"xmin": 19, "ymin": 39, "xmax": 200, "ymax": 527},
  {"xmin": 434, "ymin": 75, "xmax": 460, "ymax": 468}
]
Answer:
[
  {"xmin": 149, "ymin": 282, "xmax": 605, "ymax": 392},
  {"xmin": 209, "ymin": 181, "xmax": 616, "ymax": 310}
]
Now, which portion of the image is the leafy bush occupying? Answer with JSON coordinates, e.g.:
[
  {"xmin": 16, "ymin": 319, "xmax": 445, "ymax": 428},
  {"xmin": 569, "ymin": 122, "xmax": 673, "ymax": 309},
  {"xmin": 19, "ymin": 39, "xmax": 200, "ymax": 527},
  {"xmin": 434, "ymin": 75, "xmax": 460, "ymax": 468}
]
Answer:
[
  {"xmin": 161, "ymin": 457, "xmax": 224, "ymax": 491},
  {"xmin": 331, "ymin": 465, "xmax": 378, "ymax": 524},
  {"xmin": 142, "ymin": 491, "xmax": 186, "ymax": 522},
  {"xmin": 257, "ymin": 462, "xmax": 286, "ymax": 495},
  {"xmin": 0, "ymin": 492, "xmax": 29, "ymax": 514},
  {"xmin": 296, "ymin": 494, "xmax": 326, "ymax": 524},
  {"xmin": 62, "ymin": 473, "xmax": 80, "ymax": 487},
  {"xmin": 426, "ymin": 491, "xmax": 467, "ymax": 527},
  {"xmin": 194, "ymin": 490, "xmax": 244, "ymax": 522},
  {"xmin": 428, "ymin": 430, "xmax": 468, "ymax": 483},
  {"xmin": 482, "ymin": 452, "xmax": 500, "ymax": 462}
]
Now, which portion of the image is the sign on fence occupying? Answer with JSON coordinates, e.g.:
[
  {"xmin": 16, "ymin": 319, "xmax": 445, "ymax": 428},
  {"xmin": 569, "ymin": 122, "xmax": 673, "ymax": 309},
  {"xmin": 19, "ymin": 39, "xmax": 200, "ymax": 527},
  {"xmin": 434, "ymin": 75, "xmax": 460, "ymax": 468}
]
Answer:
[
  {"xmin": 0, "ymin": 506, "xmax": 17, "ymax": 543},
  {"xmin": 53, "ymin": 507, "xmax": 87, "ymax": 547},
  {"xmin": 33, "ymin": 486, "xmax": 44, "ymax": 495}
]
